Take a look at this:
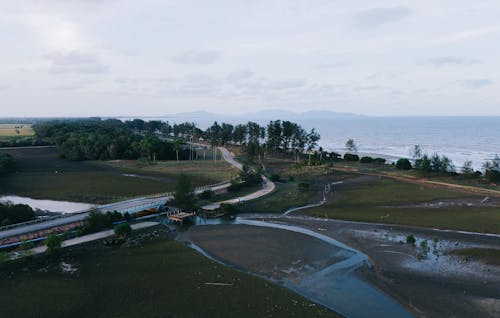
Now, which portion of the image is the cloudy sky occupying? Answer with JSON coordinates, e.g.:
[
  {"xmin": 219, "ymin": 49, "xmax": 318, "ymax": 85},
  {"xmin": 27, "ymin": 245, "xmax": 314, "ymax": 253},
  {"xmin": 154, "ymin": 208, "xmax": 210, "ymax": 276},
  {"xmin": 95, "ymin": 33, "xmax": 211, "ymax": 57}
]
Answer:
[{"xmin": 1, "ymin": 0, "xmax": 499, "ymax": 117}]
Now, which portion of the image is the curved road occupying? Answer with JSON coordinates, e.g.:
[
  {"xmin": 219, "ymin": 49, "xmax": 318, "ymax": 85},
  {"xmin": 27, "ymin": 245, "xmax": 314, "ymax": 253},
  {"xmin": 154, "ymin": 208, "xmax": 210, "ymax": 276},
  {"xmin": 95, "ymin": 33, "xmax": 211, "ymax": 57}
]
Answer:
[{"xmin": 1, "ymin": 147, "xmax": 275, "ymax": 240}]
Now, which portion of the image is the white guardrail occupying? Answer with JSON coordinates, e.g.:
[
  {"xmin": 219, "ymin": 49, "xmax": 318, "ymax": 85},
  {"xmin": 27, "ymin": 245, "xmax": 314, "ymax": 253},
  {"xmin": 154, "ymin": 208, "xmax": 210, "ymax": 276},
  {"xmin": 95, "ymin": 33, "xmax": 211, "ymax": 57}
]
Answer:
[{"xmin": 0, "ymin": 179, "xmax": 233, "ymax": 233}]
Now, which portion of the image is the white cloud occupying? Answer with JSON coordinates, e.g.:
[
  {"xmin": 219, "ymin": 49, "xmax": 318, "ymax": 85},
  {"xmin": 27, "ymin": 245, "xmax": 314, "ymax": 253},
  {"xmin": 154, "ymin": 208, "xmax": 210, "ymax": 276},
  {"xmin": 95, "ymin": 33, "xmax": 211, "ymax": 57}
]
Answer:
[
  {"xmin": 172, "ymin": 50, "xmax": 221, "ymax": 65},
  {"xmin": 45, "ymin": 51, "xmax": 107, "ymax": 74}
]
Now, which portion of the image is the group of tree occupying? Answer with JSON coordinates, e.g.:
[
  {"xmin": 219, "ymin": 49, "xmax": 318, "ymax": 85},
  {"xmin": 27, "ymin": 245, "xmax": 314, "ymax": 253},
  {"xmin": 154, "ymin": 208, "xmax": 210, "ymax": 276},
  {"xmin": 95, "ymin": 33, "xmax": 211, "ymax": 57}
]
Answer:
[
  {"xmin": 33, "ymin": 119, "xmax": 190, "ymax": 161},
  {"xmin": 0, "ymin": 202, "xmax": 35, "ymax": 226},
  {"xmin": 0, "ymin": 152, "xmax": 15, "ymax": 174},
  {"xmin": 77, "ymin": 209, "xmax": 128, "ymax": 235}
]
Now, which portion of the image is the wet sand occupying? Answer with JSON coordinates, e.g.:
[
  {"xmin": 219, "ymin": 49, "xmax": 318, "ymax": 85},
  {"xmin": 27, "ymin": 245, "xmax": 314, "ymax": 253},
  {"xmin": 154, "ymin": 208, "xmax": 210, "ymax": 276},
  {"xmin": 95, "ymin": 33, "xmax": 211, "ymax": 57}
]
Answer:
[
  {"xmin": 188, "ymin": 225, "xmax": 349, "ymax": 281},
  {"xmin": 279, "ymin": 216, "xmax": 500, "ymax": 318}
]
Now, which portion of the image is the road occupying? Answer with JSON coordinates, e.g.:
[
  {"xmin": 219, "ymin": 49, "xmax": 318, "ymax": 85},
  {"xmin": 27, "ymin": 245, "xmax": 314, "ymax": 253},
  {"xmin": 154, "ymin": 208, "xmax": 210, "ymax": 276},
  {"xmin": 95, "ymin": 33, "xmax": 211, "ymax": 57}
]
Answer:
[{"xmin": 0, "ymin": 146, "xmax": 272, "ymax": 240}]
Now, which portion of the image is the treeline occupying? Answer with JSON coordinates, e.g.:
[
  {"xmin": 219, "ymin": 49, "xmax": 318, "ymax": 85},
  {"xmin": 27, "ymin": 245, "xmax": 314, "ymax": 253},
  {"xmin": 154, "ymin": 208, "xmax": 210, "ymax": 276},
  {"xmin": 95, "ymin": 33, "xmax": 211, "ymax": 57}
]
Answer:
[
  {"xmin": 0, "ymin": 202, "xmax": 35, "ymax": 226},
  {"xmin": 0, "ymin": 137, "xmax": 51, "ymax": 148},
  {"xmin": 0, "ymin": 152, "xmax": 15, "ymax": 174},
  {"xmin": 123, "ymin": 118, "xmax": 322, "ymax": 164},
  {"xmin": 33, "ymin": 119, "xmax": 190, "ymax": 161}
]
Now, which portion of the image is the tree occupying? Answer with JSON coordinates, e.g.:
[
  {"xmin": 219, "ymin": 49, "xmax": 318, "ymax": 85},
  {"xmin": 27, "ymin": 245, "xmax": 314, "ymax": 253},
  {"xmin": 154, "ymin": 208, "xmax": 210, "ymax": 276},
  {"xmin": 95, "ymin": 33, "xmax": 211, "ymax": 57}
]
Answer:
[
  {"xmin": 345, "ymin": 139, "xmax": 357, "ymax": 153},
  {"xmin": 396, "ymin": 158, "xmax": 412, "ymax": 170},
  {"xmin": 461, "ymin": 160, "xmax": 474, "ymax": 176},
  {"xmin": 172, "ymin": 139, "xmax": 182, "ymax": 164},
  {"xmin": 114, "ymin": 223, "xmax": 132, "ymax": 238},
  {"xmin": 173, "ymin": 174, "xmax": 196, "ymax": 210},
  {"xmin": 306, "ymin": 129, "xmax": 320, "ymax": 165},
  {"xmin": 410, "ymin": 145, "xmax": 422, "ymax": 160},
  {"xmin": 46, "ymin": 233, "xmax": 63, "ymax": 257}
]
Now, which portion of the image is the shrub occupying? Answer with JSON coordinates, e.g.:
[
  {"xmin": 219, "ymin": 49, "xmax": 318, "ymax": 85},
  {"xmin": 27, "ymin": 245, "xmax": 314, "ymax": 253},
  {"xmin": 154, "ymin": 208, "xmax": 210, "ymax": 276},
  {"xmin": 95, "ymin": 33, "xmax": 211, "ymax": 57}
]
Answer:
[
  {"xmin": 396, "ymin": 158, "xmax": 412, "ymax": 170},
  {"xmin": 485, "ymin": 169, "xmax": 500, "ymax": 182},
  {"xmin": 298, "ymin": 182, "xmax": 311, "ymax": 189},
  {"xmin": 114, "ymin": 223, "xmax": 132, "ymax": 237},
  {"xmin": 373, "ymin": 158, "xmax": 386, "ymax": 164},
  {"xmin": 360, "ymin": 156, "xmax": 373, "ymax": 163},
  {"xmin": 270, "ymin": 174, "xmax": 281, "ymax": 182},
  {"xmin": 46, "ymin": 234, "xmax": 63, "ymax": 257},
  {"xmin": 406, "ymin": 234, "xmax": 416, "ymax": 244},
  {"xmin": 220, "ymin": 203, "xmax": 237, "ymax": 215},
  {"xmin": 198, "ymin": 190, "xmax": 214, "ymax": 200},
  {"xmin": 343, "ymin": 153, "xmax": 360, "ymax": 162}
]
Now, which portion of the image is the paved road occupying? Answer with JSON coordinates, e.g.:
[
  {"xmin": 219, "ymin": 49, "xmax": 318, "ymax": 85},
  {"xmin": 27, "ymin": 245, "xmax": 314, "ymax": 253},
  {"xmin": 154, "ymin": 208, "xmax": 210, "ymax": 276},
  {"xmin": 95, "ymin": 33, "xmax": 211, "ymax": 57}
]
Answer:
[
  {"xmin": 27, "ymin": 221, "xmax": 159, "ymax": 255},
  {"xmin": 0, "ymin": 146, "xmax": 270, "ymax": 240}
]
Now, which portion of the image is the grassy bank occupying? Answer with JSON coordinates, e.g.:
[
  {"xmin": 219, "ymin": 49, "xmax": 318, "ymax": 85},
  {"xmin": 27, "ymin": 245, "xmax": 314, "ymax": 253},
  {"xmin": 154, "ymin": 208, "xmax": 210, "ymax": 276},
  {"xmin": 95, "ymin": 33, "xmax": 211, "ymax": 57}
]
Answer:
[
  {"xmin": 236, "ymin": 181, "xmax": 318, "ymax": 214},
  {"xmin": 0, "ymin": 147, "xmax": 235, "ymax": 204},
  {"xmin": 0, "ymin": 228, "xmax": 338, "ymax": 318},
  {"xmin": 305, "ymin": 172, "xmax": 500, "ymax": 234}
]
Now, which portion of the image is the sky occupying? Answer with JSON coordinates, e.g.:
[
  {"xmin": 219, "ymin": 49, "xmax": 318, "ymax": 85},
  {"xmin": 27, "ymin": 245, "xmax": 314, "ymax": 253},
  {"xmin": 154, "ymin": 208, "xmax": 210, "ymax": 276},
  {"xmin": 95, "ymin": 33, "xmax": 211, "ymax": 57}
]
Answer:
[{"xmin": 1, "ymin": 0, "xmax": 499, "ymax": 117}]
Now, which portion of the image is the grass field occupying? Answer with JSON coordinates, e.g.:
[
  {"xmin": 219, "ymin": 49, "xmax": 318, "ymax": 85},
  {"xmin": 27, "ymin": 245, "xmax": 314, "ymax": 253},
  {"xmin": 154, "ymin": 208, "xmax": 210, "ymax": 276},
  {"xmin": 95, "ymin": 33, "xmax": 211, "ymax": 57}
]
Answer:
[
  {"xmin": 237, "ymin": 181, "xmax": 319, "ymax": 214},
  {"xmin": 306, "ymin": 172, "xmax": 500, "ymax": 234},
  {"xmin": 0, "ymin": 228, "xmax": 338, "ymax": 318},
  {"xmin": 0, "ymin": 147, "xmax": 236, "ymax": 204}
]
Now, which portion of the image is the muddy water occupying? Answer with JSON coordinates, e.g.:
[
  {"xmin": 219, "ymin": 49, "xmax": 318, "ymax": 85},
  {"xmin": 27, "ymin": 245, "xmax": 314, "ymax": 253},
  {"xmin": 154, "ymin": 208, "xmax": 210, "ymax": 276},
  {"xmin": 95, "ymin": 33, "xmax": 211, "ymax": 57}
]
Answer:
[
  {"xmin": 0, "ymin": 195, "xmax": 94, "ymax": 214},
  {"xmin": 184, "ymin": 215, "xmax": 414, "ymax": 318}
]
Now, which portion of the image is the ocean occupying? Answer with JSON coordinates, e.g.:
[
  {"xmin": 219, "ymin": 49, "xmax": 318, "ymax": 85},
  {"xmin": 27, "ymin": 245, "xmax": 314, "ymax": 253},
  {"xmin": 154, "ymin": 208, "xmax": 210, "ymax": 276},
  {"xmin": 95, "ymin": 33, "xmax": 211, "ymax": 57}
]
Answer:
[{"xmin": 307, "ymin": 116, "xmax": 500, "ymax": 170}]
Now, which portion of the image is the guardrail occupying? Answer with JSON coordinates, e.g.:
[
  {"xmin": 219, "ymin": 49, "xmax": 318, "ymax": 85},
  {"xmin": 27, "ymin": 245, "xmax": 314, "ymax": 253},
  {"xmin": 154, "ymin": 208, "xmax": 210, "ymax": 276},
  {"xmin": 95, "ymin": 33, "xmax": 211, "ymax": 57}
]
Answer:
[{"xmin": 0, "ymin": 179, "xmax": 234, "ymax": 233}]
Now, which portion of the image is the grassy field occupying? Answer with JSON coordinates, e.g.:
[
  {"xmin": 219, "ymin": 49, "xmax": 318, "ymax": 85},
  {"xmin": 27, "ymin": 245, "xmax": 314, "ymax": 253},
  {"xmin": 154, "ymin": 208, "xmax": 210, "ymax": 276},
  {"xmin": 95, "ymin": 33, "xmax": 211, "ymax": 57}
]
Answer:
[
  {"xmin": 0, "ymin": 228, "xmax": 338, "ymax": 318},
  {"xmin": 237, "ymin": 181, "xmax": 319, "ymax": 214},
  {"xmin": 0, "ymin": 124, "xmax": 34, "ymax": 139},
  {"xmin": 306, "ymin": 171, "xmax": 500, "ymax": 234},
  {"xmin": 0, "ymin": 147, "xmax": 236, "ymax": 204}
]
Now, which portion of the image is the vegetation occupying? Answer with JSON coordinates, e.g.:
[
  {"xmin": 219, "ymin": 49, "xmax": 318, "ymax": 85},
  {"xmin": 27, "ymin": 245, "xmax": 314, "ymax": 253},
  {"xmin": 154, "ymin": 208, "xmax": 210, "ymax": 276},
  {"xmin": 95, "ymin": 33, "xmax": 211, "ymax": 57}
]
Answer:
[
  {"xmin": 0, "ymin": 202, "xmax": 35, "ymax": 226},
  {"xmin": 78, "ymin": 210, "xmax": 125, "ymax": 235},
  {"xmin": 45, "ymin": 233, "xmax": 63, "ymax": 257},
  {"xmin": 396, "ymin": 158, "xmax": 412, "ymax": 170},
  {"xmin": 345, "ymin": 139, "xmax": 358, "ymax": 152},
  {"xmin": 113, "ymin": 223, "xmax": 132, "ymax": 238},
  {"xmin": 33, "ymin": 119, "xmax": 190, "ymax": 161},
  {"xmin": 0, "ymin": 152, "xmax": 15, "ymax": 174},
  {"xmin": 306, "ymin": 172, "xmax": 500, "ymax": 233},
  {"xmin": 343, "ymin": 153, "xmax": 360, "ymax": 162},
  {"xmin": 0, "ymin": 230, "xmax": 339, "ymax": 318},
  {"xmin": 483, "ymin": 155, "xmax": 500, "ymax": 182},
  {"xmin": 359, "ymin": 156, "xmax": 373, "ymax": 163},
  {"xmin": 450, "ymin": 248, "xmax": 500, "ymax": 265},
  {"xmin": 173, "ymin": 174, "xmax": 196, "ymax": 210},
  {"xmin": 406, "ymin": 235, "xmax": 416, "ymax": 244},
  {"xmin": 0, "ymin": 148, "xmax": 234, "ymax": 204}
]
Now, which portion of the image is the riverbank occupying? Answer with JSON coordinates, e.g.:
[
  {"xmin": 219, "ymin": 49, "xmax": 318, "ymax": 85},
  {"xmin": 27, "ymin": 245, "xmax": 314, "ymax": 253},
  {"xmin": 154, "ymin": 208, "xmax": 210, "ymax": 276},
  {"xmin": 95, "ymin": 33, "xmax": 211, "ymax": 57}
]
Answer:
[{"xmin": 0, "ymin": 225, "xmax": 338, "ymax": 318}]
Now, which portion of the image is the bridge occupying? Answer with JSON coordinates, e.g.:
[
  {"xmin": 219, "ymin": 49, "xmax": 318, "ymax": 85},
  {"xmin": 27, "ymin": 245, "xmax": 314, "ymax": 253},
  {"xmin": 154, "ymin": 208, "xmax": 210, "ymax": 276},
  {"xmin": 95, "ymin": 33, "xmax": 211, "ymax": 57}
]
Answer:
[{"xmin": 0, "ymin": 180, "xmax": 231, "ymax": 241}]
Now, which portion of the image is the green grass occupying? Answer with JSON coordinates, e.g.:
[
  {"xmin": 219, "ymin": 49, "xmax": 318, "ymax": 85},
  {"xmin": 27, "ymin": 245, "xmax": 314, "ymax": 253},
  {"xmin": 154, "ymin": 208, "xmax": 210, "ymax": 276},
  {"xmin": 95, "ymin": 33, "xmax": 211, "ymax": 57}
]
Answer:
[
  {"xmin": 450, "ymin": 248, "xmax": 500, "ymax": 265},
  {"xmin": 237, "ymin": 181, "xmax": 318, "ymax": 214},
  {"xmin": 0, "ymin": 229, "xmax": 339, "ymax": 318},
  {"xmin": 0, "ymin": 147, "xmax": 235, "ymax": 204},
  {"xmin": 306, "ymin": 173, "xmax": 500, "ymax": 234}
]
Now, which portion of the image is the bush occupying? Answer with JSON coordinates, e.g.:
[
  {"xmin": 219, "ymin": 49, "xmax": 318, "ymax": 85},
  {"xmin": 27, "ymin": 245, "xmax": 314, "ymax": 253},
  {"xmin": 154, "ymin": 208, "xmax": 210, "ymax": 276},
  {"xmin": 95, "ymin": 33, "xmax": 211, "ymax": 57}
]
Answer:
[
  {"xmin": 343, "ymin": 153, "xmax": 360, "ymax": 162},
  {"xmin": 485, "ymin": 169, "xmax": 500, "ymax": 182},
  {"xmin": 298, "ymin": 182, "xmax": 311, "ymax": 189},
  {"xmin": 270, "ymin": 174, "xmax": 280, "ymax": 182},
  {"xmin": 220, "ymin": 203, "xmax": 237, "ymax": 215},
  {"xmin": 228, "ymin": 180, "xmax": 243, "ymax": 192},
  {"xmin": 46, "ymin": 234, "xmax": 63, "ymax": 257},
  {"xmin": 373, "ymin": 158, "xmax": 386, "ymax": 164},
  {"xmin": 406, "ymin": 235, "xmax": 416, "ymax": 244},
  {"xmin": 360, "ymin": 156, "xmax": 373, "ymax": 163},
  {"xmin": 396, "ymin": 158, "xmax": 412, "ymax": 170},
  {"xmin": 198, "ymin": 190, "xmax": 214, "ymax": 200},
  {"xmin": 114, "ymin": 223, "xmax": 132, "ymax": 237}
]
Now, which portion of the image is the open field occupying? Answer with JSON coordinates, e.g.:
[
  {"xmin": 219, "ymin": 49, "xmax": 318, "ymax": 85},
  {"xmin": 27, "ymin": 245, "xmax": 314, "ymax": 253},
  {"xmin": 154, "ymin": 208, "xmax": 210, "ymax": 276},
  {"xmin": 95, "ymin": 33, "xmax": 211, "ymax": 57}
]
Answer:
[
  {"xmin": 0, "ymin": 124, "xmax": 34, "ymax": 139},
  {"xmin": 236, "ymin": 181, "xmax": 318, "ymax": 214},
  {"xmin": 0, "ymin": 227, "xmax": 337, "ymax": 318},
  {"xmin": 305, "ymin": 171, "xmax": 500, "ymax": 234},
  {"xmin": 0, "ymin": 147, "xmax": 235, "ymax": 204}
]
